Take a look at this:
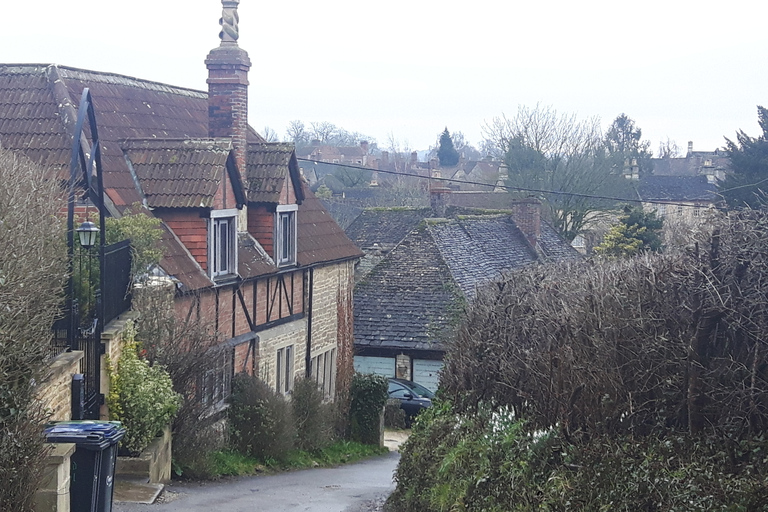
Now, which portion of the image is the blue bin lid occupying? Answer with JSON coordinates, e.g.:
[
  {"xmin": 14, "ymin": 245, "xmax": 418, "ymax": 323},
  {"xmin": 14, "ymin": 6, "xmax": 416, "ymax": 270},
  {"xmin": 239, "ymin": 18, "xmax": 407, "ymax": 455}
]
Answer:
[{"xmin": 45, "ymin": 421, "xmax": 125, "ymax": 449}]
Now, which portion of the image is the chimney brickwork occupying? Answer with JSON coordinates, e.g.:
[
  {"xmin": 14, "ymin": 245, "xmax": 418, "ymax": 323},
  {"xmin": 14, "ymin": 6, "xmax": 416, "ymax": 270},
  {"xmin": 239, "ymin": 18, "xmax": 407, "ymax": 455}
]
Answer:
[
  {"xmin": 206, "ymin": 0, "xmax": 251, "ymax": 232},
  {"xmin": 511, "ymin": 198, "xmax": 541, "ymax": 249},
  {"xmin": 206, "ymin": 0, "xmax": 251, "ymax": 187}
]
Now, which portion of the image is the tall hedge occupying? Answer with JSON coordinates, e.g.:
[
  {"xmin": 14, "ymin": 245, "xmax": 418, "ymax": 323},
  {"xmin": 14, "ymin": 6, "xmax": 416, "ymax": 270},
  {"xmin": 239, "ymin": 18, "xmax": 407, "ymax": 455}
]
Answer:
[
  {"xmin": 442, "ymin": 210, "xmax": 768, "ymax": 440},
  {"xmin": 0, "ymin": 150, "xmax": 68, "ymax": 512}
]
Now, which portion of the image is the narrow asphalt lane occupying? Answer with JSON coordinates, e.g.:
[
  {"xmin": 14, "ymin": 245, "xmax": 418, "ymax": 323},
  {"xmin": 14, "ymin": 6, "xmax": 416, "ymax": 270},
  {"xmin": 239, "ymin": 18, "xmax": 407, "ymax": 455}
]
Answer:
[{"xmin": 113, "ymin": 450, "xmax": 399, "ymax": 512}]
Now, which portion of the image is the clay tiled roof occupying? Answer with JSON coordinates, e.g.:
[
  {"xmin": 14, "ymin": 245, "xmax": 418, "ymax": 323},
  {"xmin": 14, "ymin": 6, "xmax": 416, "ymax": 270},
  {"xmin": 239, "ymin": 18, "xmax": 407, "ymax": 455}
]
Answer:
[
  {"xmin": 246, "ymin": 143, "xmax": 304, "ymax": 203},
  {"xmin": 238, "ymin": 232, "xmax": 276, "ymax": 278},
  {"xmin": 158, "ymin": 224, "xmax": 213, "ymax": 291},
  {"xmin": 122, "ymin": 139, "xmax": 237, "ymax": 208},
  {"xmin": 297, "ymin": 183, "xmax": 363, "ymax": 266},
  {"xmin": 0, "ymin": 64, "xmax": 357, "ymax": 289},
  {"xmin": 0, "ymin": 64, "xmax": 264, "ymax": 211}
]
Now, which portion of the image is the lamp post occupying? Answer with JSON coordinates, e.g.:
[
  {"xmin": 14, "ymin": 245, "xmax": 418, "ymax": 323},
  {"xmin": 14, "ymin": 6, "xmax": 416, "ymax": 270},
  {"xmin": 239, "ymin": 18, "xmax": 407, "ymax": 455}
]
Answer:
[
  {"xmin": 66, "ymin": 88, "xmax": 107, "ymax": 419},
  {"xmin": 76, "ymin": 220, "xmax": 99, "ymax": 249}
]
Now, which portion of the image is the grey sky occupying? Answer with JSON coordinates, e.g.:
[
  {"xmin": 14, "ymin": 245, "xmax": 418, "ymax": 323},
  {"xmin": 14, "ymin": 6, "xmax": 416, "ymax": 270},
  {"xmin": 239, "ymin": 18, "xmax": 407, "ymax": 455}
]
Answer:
[{"xmin": 2, "ymin": 0, "xmax": 765, "ymax": 153}]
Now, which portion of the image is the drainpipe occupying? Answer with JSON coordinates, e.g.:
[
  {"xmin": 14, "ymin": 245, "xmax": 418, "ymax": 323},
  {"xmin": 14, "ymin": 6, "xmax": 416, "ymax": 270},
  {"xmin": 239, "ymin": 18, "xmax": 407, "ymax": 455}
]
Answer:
[{"xmin": 305, "ymin": 268, "xmax": 314, "ymax": 378}]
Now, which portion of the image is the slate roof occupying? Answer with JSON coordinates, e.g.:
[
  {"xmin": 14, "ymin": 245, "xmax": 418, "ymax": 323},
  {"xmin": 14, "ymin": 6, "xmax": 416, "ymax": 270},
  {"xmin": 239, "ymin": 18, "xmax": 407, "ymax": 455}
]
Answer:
[
  {"xmin": 353, "ymin": 210, "xmax": 580, "ymax": 352},
  {"xmin": 122, "ymin": 138, "xmax": 236, "ymax": 209},
  {"xmin": 345, "ymin": 208, "xmax": 431, "ymax": 249},
  {"xmin": 538, "ymin": 223, "xmax": 582, "ymax": 261},
  {"xmin": 354, "ymin": 225, "xmax": 460, "ymax": 352},
  {"xmin": 651, "ymin": 151, "xmax": 730, "ymax": 177},
  {"xmin": 635, "ymin": 175, "xmax": 718, "ymax": 202},
  {"xmin": 428, "ymin": 216, "xmax": 537, "ymax": 298}
]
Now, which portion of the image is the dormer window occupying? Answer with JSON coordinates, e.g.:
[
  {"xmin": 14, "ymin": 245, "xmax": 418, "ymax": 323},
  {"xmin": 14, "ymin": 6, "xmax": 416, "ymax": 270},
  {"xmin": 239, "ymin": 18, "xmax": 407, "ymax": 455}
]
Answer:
[
  {"xmin": 276, "ymin": 204, "xmax": 298, "ymax": 266},
  {"xmin": 210, "ymin": 209, "xmax": 238, "ymax": 278}
]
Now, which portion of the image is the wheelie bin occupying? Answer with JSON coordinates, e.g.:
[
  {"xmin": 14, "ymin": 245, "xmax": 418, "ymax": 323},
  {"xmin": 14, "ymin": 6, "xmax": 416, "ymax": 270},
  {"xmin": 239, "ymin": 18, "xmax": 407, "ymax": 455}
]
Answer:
[{"xmin": 44, "ymin": 421, "xmax": 125, "ymax": 512}]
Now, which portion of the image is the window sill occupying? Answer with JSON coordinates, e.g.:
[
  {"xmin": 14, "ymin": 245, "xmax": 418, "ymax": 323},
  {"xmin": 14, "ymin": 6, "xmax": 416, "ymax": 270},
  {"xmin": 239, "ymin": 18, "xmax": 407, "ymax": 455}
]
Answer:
[{"xmin": 212, "ymin": 273, "xmax": 240, "ymax": 286}]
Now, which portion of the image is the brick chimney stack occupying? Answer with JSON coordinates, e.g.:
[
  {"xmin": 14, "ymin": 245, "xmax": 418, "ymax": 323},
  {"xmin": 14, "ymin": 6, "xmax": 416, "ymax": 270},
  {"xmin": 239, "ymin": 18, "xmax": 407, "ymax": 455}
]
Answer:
[
  {"xmin": 206, "ymin": 0, "xmax": 251, "ymax": 186},
  {"xmin": 511, "ymin": 198, "xmax": 541, "ymax": 249}
]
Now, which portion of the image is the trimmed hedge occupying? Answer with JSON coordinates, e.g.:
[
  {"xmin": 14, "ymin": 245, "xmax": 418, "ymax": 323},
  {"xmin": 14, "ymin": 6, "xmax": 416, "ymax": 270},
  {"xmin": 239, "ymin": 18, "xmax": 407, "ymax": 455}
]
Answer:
[{"xmin": 349, "ymin": 373, "xmax": 388, "ymax": 445}]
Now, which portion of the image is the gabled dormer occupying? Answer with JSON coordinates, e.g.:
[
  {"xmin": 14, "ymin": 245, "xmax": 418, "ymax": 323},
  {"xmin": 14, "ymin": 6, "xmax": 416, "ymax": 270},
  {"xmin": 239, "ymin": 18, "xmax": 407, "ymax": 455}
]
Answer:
[
  {"xmin": 246, "ymin": 143, "xmax": 305, "ymax": 267},
  {"xmin": 121, "ymin": 138, "xmax": 246, "ymax": 282}
]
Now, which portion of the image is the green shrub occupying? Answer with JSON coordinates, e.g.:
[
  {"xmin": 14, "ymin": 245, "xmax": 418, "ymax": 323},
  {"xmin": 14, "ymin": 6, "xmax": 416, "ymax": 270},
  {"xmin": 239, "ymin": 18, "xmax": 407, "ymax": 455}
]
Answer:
[
  {"xmin": 108, "ymin": 339, "xmax": 181, "ymax": 455},
  {"xmin": 390, "ymin": 401, "xmax": 768, "ymax": 512},
  {"xmin": 349, "ymin": 373, "xmax": 388, "ymax": 445},
  {"xmin": 292, "ymin": 378, "xmax": 333, "ymax": 451},
  {"xmin": 228, "ymin": 374, "xmax": 294, "ymax": 461}
]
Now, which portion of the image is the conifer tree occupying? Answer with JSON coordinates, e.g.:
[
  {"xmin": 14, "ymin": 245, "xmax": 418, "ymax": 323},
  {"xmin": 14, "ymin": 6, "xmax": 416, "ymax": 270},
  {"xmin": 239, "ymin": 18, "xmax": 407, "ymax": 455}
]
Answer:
[{"xmin": 437, "ymin": 128, "xmax": 460, "ymax": 167}]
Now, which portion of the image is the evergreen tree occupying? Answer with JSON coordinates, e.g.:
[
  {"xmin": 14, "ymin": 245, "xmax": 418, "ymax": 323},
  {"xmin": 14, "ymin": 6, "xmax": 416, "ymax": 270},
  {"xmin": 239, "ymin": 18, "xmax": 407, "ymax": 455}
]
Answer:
[
  {"xmin": 719, "ymin": 106, "xmax": 768, "ymax": 209},
  {"xmin": 437, "ymin": 128, "xmax": 460, "ymax": 167},
  {"xmin": 605, "ymin": 113, "xmax": 653, "ymax": 174},
  {"xmin": 595, "ymin": 205, "xmax": 663, "ymax": 258}
]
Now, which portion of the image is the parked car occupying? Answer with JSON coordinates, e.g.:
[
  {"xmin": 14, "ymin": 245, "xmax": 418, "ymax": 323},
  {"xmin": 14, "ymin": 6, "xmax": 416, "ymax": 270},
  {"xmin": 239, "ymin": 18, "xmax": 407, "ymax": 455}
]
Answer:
[{"xmin": 388, "ymin": 378, "xmax": 435, "ymax": 427}]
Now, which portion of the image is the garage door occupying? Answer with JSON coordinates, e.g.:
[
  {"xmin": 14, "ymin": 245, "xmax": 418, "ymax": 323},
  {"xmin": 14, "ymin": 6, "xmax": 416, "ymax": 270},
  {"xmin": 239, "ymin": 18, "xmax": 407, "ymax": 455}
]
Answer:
[
  {"xmin": 412, "ymin": 359, "xmax": 443, "ymax": 392},
  {"xmin": 354, "ymin": 356, "xmax": 396, "ymax": 377}
]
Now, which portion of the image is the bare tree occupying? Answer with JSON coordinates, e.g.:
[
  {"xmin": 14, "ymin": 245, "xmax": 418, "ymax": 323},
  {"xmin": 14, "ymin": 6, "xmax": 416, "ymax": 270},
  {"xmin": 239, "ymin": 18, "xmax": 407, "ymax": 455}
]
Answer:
[
  {"xmin": 261, "ymin": 126, "xmax": 279, "ymax": 143},
  {"xmin": 0, "ymin": 149, "xmax": 67, "ymax": 512},
  {"xmin": 286, "ymin": 120, "xmax": 308, "ymax": 147},
  {"xmin": 657, "ymin": 137, "xmax": 681, "ymax": 159},
  {"xmin": 488, "ymin": 104, "xmax": 630, "ymax": 241}
]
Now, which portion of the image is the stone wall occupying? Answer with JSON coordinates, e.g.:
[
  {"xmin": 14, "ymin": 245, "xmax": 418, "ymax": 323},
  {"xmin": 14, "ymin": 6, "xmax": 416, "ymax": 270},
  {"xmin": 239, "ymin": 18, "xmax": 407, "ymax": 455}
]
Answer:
[
  {"xmin": 38, "ymin": 352, "xmax": 84, "ymax": 422},
  {"xmin": 257, "ymin": 317, "xmax": 308, "ymax": 393}
]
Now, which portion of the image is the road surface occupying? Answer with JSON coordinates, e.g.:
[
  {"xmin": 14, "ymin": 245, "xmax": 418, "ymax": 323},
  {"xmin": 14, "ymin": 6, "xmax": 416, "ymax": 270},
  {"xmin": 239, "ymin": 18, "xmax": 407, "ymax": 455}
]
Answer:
[{"xmin": 113, "ymin": 450, "xmax": 399, "ymax": 512}]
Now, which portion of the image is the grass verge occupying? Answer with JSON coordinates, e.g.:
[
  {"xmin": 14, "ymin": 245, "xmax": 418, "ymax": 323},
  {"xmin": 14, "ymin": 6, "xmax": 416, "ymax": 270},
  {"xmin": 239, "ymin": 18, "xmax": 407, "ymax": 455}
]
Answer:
[{"xmin": 206, "ymin": 440, "xmax": 389, "ymax": 478}]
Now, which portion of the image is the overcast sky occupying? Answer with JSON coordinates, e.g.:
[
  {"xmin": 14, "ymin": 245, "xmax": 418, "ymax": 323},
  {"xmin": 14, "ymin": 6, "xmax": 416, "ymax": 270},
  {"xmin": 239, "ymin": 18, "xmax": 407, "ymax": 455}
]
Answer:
[{"xmin": 2, "ymin": 0, "xmax": 765, "ymax": 154}]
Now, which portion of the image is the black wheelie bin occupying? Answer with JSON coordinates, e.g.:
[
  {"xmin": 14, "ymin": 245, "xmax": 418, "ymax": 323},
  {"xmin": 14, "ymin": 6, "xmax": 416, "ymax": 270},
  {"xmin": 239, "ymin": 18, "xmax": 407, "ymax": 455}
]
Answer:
[{"xmin": 44, "ymin": 421, "xmax": 125, "ymax": 512}]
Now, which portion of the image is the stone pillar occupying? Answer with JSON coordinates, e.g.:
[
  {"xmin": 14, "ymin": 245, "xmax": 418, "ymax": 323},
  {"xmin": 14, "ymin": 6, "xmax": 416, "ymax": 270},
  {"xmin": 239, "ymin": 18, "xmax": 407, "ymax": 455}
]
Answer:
[{"xmin": 35, "ymin": 443, "xmax": 76, "ymax": 512}]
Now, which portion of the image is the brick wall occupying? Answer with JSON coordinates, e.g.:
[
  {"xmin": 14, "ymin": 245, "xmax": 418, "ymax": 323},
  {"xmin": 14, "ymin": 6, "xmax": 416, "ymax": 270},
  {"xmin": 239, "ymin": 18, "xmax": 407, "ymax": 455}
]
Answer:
[
  {"xmin": 161, "ymin": 211, "xmax": 209, "ymax": 270},
  {"xmin": 206, "ymin": 44, "xmax": 251, "ymax": 183},
  {"xmin": 248, "ymin": 205, "xmax": 274, "ymax": 255}
]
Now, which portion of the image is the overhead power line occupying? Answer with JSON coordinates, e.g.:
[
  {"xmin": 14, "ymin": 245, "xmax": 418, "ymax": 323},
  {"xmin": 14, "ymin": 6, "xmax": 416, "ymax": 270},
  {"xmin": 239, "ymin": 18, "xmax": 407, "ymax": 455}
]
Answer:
[{"xmin": 297, "ymin": 158, "xmax": 724, "ymax": 211}]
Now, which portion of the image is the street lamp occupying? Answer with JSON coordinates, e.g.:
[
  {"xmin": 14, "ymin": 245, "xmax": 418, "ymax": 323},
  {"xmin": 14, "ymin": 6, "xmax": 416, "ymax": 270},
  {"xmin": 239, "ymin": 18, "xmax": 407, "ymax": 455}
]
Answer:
[{"xmin": 76, "ymin": 221, "xmax": 99, "ymax": 248}]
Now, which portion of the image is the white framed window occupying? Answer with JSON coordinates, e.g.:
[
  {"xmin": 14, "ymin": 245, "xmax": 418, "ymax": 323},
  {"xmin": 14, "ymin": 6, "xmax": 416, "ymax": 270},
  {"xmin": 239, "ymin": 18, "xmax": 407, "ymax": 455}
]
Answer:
[
  {"xmin": 311, "ymin": 348, "xmax": 336, "ymax": 400},
  {"xmin": 657, "ymin": 204, "xmax": 667, "ymax": 216},
  {"xmin": 199, "ymin": 348, "xmax": 232, "ymax": 410},
  {"xmin": 275, "ymin": 205, "xmax": 298, "ymax": 266},
  {"xmin": 210, "ymin": 209, "xmax": 238, "ymax": 278},
  {"xmin": 276, "ymin": 345, "xmax": 294, "ymax": 395}
]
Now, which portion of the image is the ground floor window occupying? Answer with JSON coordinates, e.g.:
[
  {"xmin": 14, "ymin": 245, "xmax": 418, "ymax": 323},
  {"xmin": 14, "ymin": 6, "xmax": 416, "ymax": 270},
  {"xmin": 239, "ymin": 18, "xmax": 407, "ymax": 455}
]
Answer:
[
  {"xmin": 276, "ymin": 345, "xmax": 294, "ymax": 395},
  {"xmin": 199, "ymin": 348, "xmax": 232, "ymax": 410},
  {"xmin": 311, "ymin": 348, "xmax": 336, "ymax": 400}
]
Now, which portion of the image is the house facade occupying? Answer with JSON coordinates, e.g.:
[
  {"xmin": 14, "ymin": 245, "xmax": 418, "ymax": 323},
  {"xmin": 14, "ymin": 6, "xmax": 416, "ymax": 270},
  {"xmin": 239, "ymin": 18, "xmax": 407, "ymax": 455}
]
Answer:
[{"xmin": 0, "ymin": 0, "xmax": 361, "ymax": 407}]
